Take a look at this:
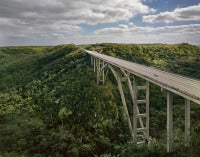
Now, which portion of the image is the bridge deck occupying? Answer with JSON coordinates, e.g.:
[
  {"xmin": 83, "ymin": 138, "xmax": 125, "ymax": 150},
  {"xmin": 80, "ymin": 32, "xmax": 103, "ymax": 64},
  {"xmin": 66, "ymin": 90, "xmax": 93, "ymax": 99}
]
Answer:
[{"xmin": 86, "ymin": 50, "xmax": 200, "ymax": 105}]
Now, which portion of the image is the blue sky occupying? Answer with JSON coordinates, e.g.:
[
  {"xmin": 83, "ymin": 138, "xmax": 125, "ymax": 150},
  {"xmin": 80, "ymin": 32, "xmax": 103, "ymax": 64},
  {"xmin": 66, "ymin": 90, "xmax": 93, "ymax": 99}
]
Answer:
[{"xmin": 0, "ymin": 0, "xmax": 199, "ymax": 46}]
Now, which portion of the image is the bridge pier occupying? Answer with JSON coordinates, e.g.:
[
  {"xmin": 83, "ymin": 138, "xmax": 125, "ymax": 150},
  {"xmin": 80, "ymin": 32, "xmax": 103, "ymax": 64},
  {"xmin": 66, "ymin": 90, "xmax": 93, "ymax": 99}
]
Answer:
[
  {"xmin": 131, "ymin": 75, "xmax": 150, "ymax": 144},
  {"xmin": 166, "ymin": 93, "xmax": 191, "ymax": 152},
  {"xmin": 185, "ymin": 99, "xmax": 190, "ymax": 147},
  {"xmin": 167, "ymin": 92, "xmax": 173, "ymax": 152},
  {"xmin": 92, "ymin": 57, "xmax": 107, "ymax": 85}
]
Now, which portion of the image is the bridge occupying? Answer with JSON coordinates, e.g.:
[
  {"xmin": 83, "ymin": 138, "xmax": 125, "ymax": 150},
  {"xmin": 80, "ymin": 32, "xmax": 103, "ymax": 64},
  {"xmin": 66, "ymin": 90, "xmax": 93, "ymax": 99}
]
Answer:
[{"xmin": 84, "ymin": 49, "xmax": 200, "ymax": 152}]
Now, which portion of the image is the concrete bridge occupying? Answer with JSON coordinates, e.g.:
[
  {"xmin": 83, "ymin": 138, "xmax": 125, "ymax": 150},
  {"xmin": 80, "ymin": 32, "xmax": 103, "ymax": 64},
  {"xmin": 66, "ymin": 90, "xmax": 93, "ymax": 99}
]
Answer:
[{"xmin": 85, "ymin": 49, "xmax": 200, "ymax": 152}]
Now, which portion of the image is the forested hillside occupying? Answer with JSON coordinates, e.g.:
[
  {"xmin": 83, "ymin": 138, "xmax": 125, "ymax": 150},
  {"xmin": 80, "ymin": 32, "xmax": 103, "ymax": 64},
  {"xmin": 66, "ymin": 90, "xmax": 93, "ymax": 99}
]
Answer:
[{"xmin": 0, "ymin": 44, "xmax": 200, "ymax": 157}]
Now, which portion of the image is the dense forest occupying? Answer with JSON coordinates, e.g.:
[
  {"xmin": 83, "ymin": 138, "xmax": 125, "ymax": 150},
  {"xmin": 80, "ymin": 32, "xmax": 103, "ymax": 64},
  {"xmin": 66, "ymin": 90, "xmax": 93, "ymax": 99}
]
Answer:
[{"xmin": 0, "ymin": 43, "xmax": 200, "ymax": 157}]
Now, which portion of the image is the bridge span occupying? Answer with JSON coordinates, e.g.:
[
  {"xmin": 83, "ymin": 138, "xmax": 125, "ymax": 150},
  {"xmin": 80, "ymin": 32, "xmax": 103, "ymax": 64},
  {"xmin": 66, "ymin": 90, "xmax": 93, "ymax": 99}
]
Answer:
[{"xmin": 85, "ymin": 49, "xmax": 200, "ymax": 152}]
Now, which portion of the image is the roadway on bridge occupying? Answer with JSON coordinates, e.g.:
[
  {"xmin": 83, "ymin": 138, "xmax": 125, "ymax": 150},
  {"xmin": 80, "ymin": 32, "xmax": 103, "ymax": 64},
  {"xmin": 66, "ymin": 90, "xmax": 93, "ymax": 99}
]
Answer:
[{"xmin": 86, "ymin": 50, "xmax": 200, "ymax": 105}]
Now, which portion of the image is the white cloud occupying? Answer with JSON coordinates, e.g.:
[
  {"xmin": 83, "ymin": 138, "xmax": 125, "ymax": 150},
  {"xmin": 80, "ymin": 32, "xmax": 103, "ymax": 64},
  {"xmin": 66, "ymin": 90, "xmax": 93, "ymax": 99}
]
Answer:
[
  {"xmin": 56, "ymin": 32, "xmax": 200, "ymax": 45},
  {"xmin": 2, "ymin": 32, "xmax": 199, "ymax": 46},
  {"xmin": 0, "ymin": 17, "xmax": 82, "ymax": 37},
  {"xmin": 94, "ymin": 23, "xmax": 200, "ymax": 45},
  {"xmin": 0, "ymin": 0, "xmax": 156, "ymax": 46},
  {"xmin": 1, "ymin": 0, "xmax": 199, "ymax": 46},
  {"xmin": 0, "ymin": 0, "xmax": 155, "ymax": 25},
  {"xmin": 2, "ymin": 24, "xmax": 199, "ymax": 46},
  {"xmin": 95, "ymin": 23, "xmax": 200, "ymax": 35},
  {"xmin": 143, "ymin": 4, "xmax": 200, "ymax": 23}
]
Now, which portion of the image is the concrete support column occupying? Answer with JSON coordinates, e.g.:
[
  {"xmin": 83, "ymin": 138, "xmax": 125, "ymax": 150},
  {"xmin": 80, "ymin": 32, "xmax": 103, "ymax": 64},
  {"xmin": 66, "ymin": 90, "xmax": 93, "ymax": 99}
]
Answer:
[
  {"xmin": 185, "ymin": 99, "xmax": 190, "ymax": 147},
  {"xmin": 146, "ymin": 81, "xmax": 150, "ymax": 140},
  {"xmin": 167, "ymin": 92, "xmax": 173, "ymax": 152},
  {"xmin": 102, "ymin": 60, "xmax": 105, "ymax": 85},
  {"xmin": 96, "ymin": 59, "xmax": 100, "ymax": 84},
  {"xmin": 91, "ymin": 56, "xmax": 93, "ymax": 65},
  {"xmin": 93, "ymin": 57, "xmax": 96, "ymax": 72}
]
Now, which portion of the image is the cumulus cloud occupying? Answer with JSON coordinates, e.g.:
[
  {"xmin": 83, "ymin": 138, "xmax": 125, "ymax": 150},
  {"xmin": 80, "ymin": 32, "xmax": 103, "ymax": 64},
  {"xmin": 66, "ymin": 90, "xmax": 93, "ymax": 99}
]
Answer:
[
  {"xmin": 143, "ymin": 4, "xmax": 200, "ymax": 23},
  {"xmin": 2, "ymin": 31, "xmax": 200, "ymax": 47},
  {"xmin": 0, "ymin": 17, "xmax": 82, "ymax": 36},
  {"xmin": 95, "ymin": 23, "xmax": 200, "ymax": 35},
  {"xmin": 0, "ymin": 0, "xmax": 155, "ymax": 25},
  {"xmin": 1, "ymin": 0, "xmax": 199, "ymax": 46},
  {"xmin": 94, "ymin": 23, "xmax": 200, "ymax": 44},
  {"xmin": 0, "ymin": 0, "xmax": 156, "ymax": 46}
]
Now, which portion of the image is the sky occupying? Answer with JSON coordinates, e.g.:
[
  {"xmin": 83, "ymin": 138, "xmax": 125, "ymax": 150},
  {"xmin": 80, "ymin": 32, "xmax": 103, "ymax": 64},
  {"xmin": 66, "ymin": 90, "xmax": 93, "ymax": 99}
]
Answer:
[{"xmin": 0, "ymin": 0, "xmax": 200, "ymax": 46}]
